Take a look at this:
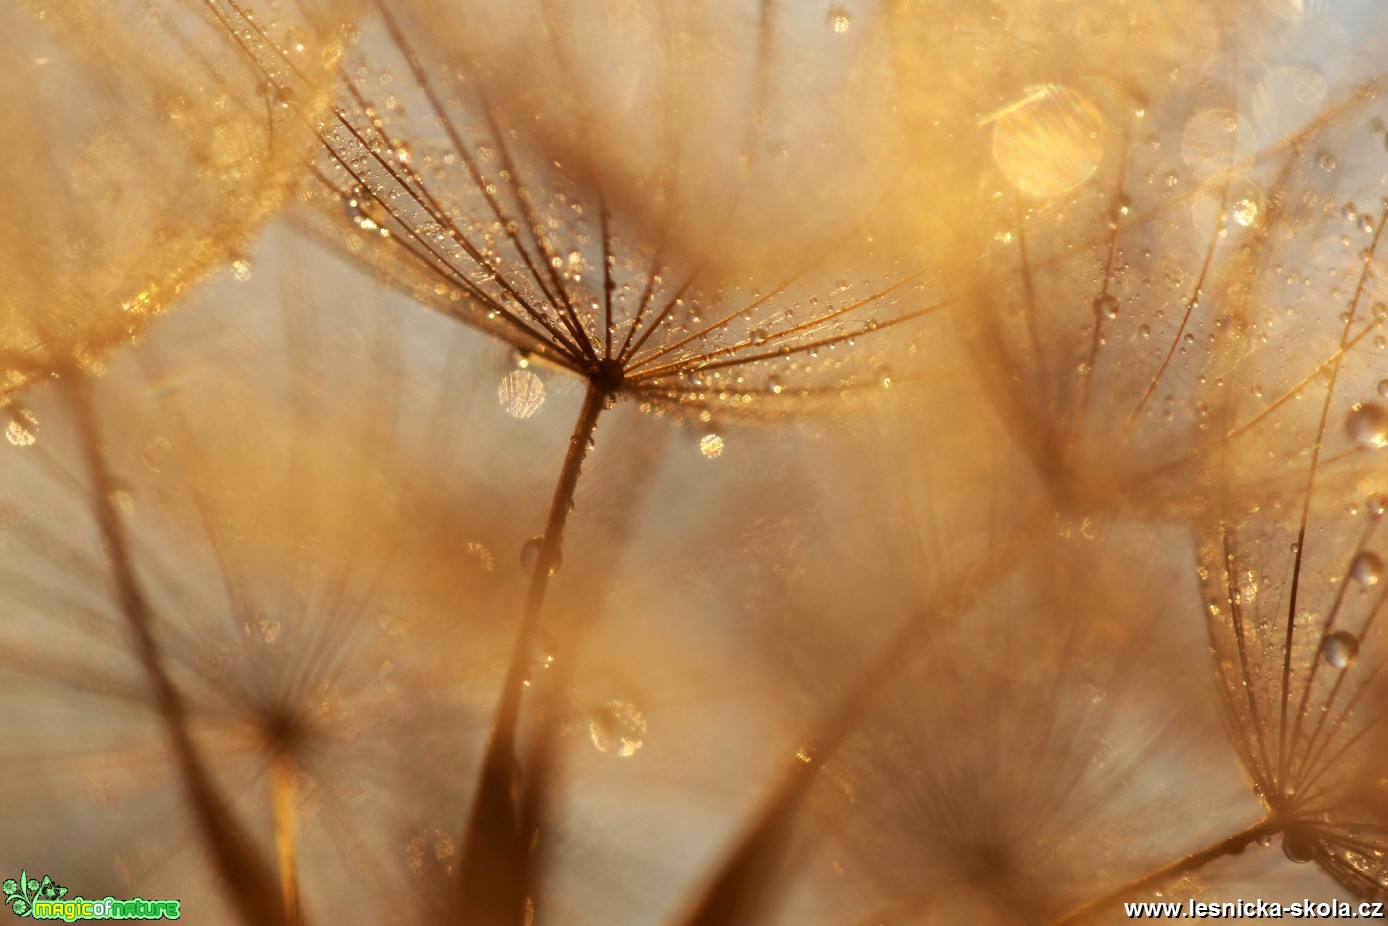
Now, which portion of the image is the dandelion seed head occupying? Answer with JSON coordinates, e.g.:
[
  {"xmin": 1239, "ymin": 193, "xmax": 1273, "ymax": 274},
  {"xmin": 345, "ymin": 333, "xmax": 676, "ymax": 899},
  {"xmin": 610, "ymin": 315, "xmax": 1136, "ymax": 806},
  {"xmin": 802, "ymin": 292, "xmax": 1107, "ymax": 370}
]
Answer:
[
  {"xmin": 295, "ymin": 2, "xmax": 936, "ymax": 422},
  {"xmin": 0, "ymin": 0, "xmax": 347, "ymax": 401}
]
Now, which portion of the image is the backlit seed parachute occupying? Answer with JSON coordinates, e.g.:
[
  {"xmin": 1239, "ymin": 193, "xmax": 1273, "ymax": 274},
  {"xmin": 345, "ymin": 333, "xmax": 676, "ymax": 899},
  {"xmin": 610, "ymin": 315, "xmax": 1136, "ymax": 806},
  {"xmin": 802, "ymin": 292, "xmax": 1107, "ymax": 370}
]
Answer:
[
  {"xmin": 823, "ymin": 534, "xmax": 1235, "ymax": 924},
  {"xmin": 1198, "ymin": 505, "xmax": 1388, "ymax": 896},
  {"xmin": 1198, "ymin": 422, "xmax": 1388, "ymax": 897},
  {"xmin": 1194, "ymin": 87, "xmax": 1388, "ymax": 888},
  {"xmin": 673, "ymin": 387, "xmax": 1242, "ymax": 926},
  {"xmin": 885, "ymin": 0, "xmax": 1236, "ymax": 261},
  {"xmin": 290, "ymin": 0, "xmax": 941, "ymax": 417},
  {"xmin": 0, "ymin": 0, "xmax": 348, "ymax": 399},
  {"xmin": 886, "ymin": 0, "xmax": 1388, "ymax": 520},
  {"xmin": 0, "ymin": 233, "xmax": 511, "ymax": 926},
  {"xmin": 964, "ymin": 60, "xmax": 1388, "ymax": 519}
]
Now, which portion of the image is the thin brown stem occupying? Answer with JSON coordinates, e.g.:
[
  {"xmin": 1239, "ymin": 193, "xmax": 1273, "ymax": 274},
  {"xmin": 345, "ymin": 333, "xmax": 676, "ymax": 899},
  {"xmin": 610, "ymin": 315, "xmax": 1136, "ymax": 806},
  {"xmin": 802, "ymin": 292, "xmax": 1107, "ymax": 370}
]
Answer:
[
  {"xmin": 64, "ymin": 374, "xmax": 287, "ymax": 926},
  {"xmin": 1047, "ymin": 818, "xmax": 1280, "ymax": 926},
  {"xmin": 454, "ymin": 380, "xmax": 608, "ymax": 925},
  {"xmin": 271, "ymin": 756, "xmax": 302, "ymax": 926},
  {"xmin": 678, "ymin": 531, "xmax": 1028, "ymax": 926}
]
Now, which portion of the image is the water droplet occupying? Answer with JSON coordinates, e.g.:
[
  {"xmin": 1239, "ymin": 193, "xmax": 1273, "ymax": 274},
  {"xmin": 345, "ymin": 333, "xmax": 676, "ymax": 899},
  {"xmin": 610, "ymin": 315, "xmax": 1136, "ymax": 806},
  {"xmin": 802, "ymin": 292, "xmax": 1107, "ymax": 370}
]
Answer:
[
  {"xmin": 699, "ymin": 434, "xmax": 725, "ymax": 459},
  {"xmin": 588, "ymin": 700, "xmax": 646, "ymax": 757},
  {"xmin": 1322, "ymin": 631, "xmax": 1360, "ymax": 669},
  {"xmin": 1349, "ymin": 403, "xmax": 1388, "ymax": 448},
  {"xmin": 511, "ymin": 348, "xmax": 532, "ymax": 368},
  {"xmin": 990, "ymin": 84, "xmax": 1104, "ymax": 198},
  {"xmin": 498, "ymin": 369, "xmax": 546, "ymax": 419},
  {"xmin": 520, "ymin": 537, "xmax": 560, "ymax": 576},
  {"xmin": 1353, "ymin": 552, "xmax": 1383, "ymax": 586},
  {"xmin": 273, "ymin": 84, "xmax": 296, "ymax": 109},
  {"xmin": 1093, "ymin": 294, "xmax": 1119, "ymax": 318},
  {"xmin": 767, "ymin": 375, "xmax": 785, "ymax": 395},
  {"xmin": 751, "ymin": 327, "xmax": 770, "ymax": 346},
  {"xmin": 1282, "ymin": 827, "xmax": 1318, "ymax": 863},
  {"xmin": 1378, "ymin": 379, "xmax": 1388, "ymax": 398},
  {"xmin": 1230, "ymin": 197, "xmax": 1260, "ymax": 227},
  {"xmin": 828, "ymin": 7, "xmax": 851, "ymax": 32}
]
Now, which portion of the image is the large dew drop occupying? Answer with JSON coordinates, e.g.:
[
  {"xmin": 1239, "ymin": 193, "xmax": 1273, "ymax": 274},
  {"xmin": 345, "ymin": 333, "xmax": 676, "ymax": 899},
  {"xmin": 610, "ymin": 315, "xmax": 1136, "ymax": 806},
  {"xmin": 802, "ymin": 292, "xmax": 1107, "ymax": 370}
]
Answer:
[
  {"xmin": 1281, "ymin": 827, "xmax": 1318, "ymax": 864},
  {"xmin": 520, "ymin": 537, "xmax": 561, "ymax": 576},
  {"xmin": 989, "ymin": 85, "xmax": 1104, "ymax": 198},
  {"xmin": 1321, "ymin": 631, "xmax": 1360, "ymax": 669},
  {"xmin": 1352, "ymin": 552, "xmax": 1383, "ymax": 586},
  {"xmin": 1347, "ymin": 403, "xmax": 1388, "ymax": 448}
]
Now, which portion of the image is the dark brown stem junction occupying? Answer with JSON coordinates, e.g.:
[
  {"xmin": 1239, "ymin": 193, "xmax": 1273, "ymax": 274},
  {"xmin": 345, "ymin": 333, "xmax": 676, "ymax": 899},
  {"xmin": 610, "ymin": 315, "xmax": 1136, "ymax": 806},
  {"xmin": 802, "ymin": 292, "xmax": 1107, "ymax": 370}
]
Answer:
[{"xmin": 455, "ymin": 379, "xmax": 608, "ymax": 925}]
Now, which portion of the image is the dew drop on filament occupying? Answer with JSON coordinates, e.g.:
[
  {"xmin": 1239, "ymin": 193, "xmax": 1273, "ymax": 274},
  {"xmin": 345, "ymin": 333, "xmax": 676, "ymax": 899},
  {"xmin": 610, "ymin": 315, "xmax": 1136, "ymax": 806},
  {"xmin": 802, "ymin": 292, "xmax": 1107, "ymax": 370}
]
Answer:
[
  {"xmin": 1347, "ymin": 402, "xmax": 1388, "ymax": 448},
  {"xmin": 1281, "ymin": 827, "xmax": 1318, "ymax": 864},
  {"xmin": 1352, "ymin": 552, "xmax": 1383, "ymax": 586},
  {"xmin": 520, "ymin": 537, "xmax": 560, "ymax": 576},
  {"xmin": 1321, "ymin": 631, "xmax": 1360, "ymax": 669}
]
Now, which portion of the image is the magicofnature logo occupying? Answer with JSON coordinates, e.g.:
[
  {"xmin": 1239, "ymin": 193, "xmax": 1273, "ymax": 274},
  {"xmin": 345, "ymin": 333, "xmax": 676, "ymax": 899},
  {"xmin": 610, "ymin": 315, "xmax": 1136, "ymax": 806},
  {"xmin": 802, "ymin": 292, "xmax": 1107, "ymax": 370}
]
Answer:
[{"xmin": 3, "ymin": 871, "xmax": 179, "ymax": 921}]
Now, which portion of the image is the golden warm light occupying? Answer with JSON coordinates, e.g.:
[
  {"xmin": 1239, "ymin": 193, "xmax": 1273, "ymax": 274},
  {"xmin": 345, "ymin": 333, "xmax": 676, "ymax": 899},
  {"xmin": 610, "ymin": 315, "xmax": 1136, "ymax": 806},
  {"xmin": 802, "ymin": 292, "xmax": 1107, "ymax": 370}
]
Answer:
[{"xmin": 4, "ymin": 1, "xmax": 1388, "ymax": 925}]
